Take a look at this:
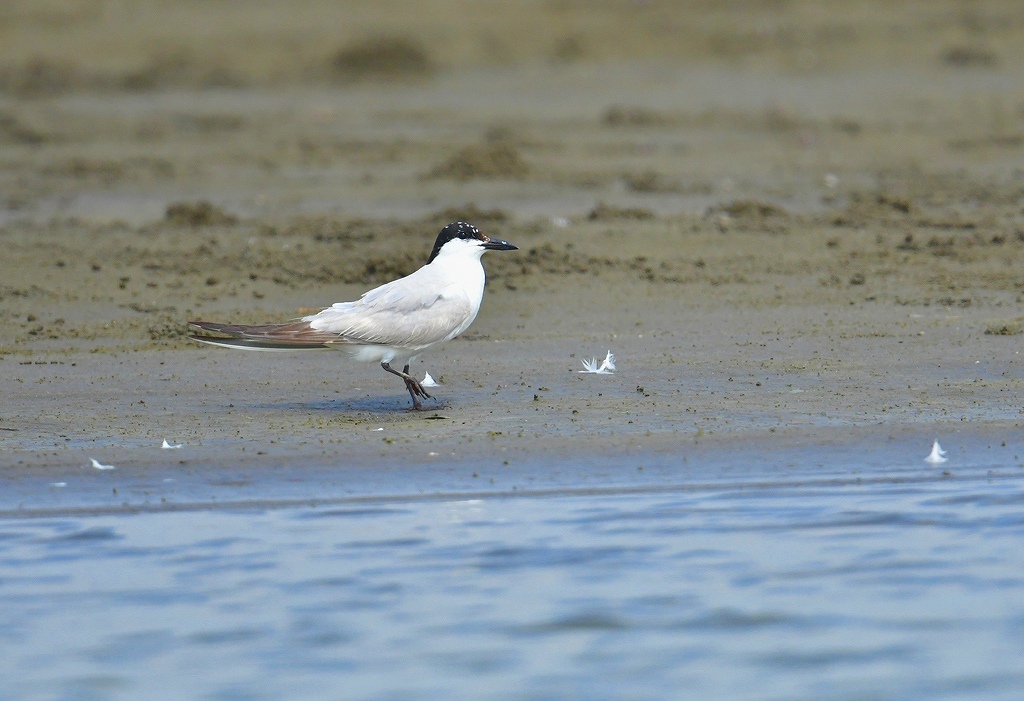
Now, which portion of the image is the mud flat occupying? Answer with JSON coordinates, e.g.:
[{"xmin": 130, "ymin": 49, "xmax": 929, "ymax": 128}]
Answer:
[{"xmin": 2, "ymin": 1, "xmax": 1024, "ymax": 509}]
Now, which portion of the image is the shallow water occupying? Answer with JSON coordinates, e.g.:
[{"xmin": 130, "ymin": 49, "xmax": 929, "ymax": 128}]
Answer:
[{"xmin": 2, "ymin": 453, "xmax": 1024, "ymax": 701}]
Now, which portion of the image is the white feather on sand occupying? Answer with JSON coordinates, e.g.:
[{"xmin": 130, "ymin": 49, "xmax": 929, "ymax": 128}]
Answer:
[{"xmin": 579, "ymin": 351, "xmax": 616, "ymax": 375}]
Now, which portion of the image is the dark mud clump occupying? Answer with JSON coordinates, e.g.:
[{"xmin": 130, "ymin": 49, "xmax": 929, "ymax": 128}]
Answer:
[
  {"xmin": 587, "ymin": 202, "xmax": 654, "ymax": 221},
  {"xmin": 830, "ymin": 192, "xmax": 916, "ymax": 229},
  {"xmin": 279, "ymin": 216, "xmax": 378, "ymax": 244},
  {"xmin": 146, "ymin": 314, "xmax": 191, "ymax": 344},
  {"xmin": 0, "ymin": 113, "xmax": 46, "ymax": 145},
  {"xmin": 331, "ymin": 36, "xmax": 434, "ymax": 81},
  {"xmin": 623, "ymin": 171, "xmax": 708, "ymax": 195},
  {"xmin": 719, "ymin": 200, "xmax": 790, "ymax": 220},
  {"xmin": 425, "ymin": 205, "xmax": 509, "ymax": 227},
  {"xmin": 624, "ymin": 171, "xmax": 673, "ymax": 193},
  {"xmin": 0, "ymin": 58, "xmax": 83, "ymax": 96},
  {"xmin": 711, "ymin": 199, "xmax": 791, "ymax": 233},
  {"xmin": 0, "ymin": 53, "xmax": 241, "ymax": 96},
  {"xmin": 426, "ymin": 144, "xmax": 530, "ymax": 181},
  {"xmin": 602, "ymin": 105, "xmax": 678, "ymax": 127},
  {"xmin": 984, "ymin": 319, "xmax": 1024, "ymax": 336},
  {"xmin": 165, "ymin": 201, "xmax": 239, "ymax": 228},
  {"xmin": 43, "ymin": 157, "xmax": 176, "ymax": 186},
  {"xmin": 940, "ymin": 46, "xmax": 999, "ymax": 68},
  {"xmin": 495, "ymin": 243, "xmax": 606, "ymax": 277},
  {"xmin": 121, "ymin": 50, "xmax": 242, "ymax": 91}
]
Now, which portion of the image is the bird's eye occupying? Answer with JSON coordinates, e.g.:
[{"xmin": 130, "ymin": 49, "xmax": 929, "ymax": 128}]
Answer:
[{"xmin": 457, "ymin": 223, "xmax": 480, "ymax": 240}]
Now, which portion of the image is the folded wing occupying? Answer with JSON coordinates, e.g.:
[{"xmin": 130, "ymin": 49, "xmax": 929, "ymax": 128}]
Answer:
[{"xmin": 304, "ymin": 274, "xmax": 476, "ymax": 349}]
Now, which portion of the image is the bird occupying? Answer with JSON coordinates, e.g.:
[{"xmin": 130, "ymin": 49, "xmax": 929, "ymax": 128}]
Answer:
[{"xmin": 188, "ymin": 221, "xmax": 517, "ymax": 410}]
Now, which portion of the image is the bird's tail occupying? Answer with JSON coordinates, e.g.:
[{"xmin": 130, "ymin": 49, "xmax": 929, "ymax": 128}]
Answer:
[{"xmin": 188, "ymin": 320, "xmax": 337, "ymax": 351}]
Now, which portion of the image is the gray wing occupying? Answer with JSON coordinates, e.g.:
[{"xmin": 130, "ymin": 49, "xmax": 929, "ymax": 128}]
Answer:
[{"xmin": 304, "ymin": 271, "xmax": 476, "ymax": 349}]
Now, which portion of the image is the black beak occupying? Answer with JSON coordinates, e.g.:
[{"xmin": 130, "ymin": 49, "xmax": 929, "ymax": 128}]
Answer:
[{"xmin": 483, "ymin": 238, "xmax": 517, "ymax": 252}]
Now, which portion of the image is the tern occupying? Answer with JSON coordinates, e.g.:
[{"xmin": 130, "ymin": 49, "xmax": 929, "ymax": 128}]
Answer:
[{"xmin": 188, "ymin": 221, "xmax": 517, "ymax": 409}]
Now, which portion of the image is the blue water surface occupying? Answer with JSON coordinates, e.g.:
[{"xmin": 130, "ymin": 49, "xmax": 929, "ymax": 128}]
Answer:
[{"xmin": 1, "ymin": 465, "xmax": 1023, "ymax": 701}]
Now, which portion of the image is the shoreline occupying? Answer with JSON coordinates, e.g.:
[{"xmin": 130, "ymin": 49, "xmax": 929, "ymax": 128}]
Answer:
[{"xmin": 3, "ymin": 412, "xmax": 1021, "ymax": 516}]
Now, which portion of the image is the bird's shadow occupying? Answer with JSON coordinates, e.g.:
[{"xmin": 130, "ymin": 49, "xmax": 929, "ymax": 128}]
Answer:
[{"xmin": 251, "ymin": 395, "xmax": 450, "ymax": 416}]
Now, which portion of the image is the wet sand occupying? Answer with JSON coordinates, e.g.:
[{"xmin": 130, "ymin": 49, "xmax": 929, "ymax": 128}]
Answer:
[{"xmin": 3, "ymin": 1, "xmax": 1024, "ymax": 509}]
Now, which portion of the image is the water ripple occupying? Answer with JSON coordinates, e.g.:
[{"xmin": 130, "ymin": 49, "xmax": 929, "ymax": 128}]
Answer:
[{"xmin": 1, "ymin": 472, "xmax": 1023, "ymax": 699}]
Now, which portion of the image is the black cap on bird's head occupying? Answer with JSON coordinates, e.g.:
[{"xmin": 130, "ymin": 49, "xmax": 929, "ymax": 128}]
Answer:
[{"xmin": 427, "ymin": 221, "xmax": 518, "ymax": 263}]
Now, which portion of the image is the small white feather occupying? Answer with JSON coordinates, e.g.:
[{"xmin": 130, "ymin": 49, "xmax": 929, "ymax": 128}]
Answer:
[{"xmin": 579, "ymin": 350, "xmax": 616, "ymax": 375}]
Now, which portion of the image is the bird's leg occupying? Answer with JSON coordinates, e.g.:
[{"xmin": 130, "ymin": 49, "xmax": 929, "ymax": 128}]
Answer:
[
  {"xmin": 400, "ymin": 363, "xmax": 433, "ymax": 405},
  {"xmin": 381, "ymin": 362, "xmax": 431, "ymax": 410}
]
